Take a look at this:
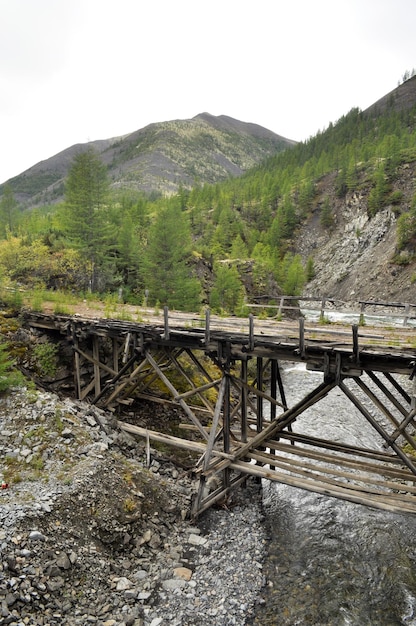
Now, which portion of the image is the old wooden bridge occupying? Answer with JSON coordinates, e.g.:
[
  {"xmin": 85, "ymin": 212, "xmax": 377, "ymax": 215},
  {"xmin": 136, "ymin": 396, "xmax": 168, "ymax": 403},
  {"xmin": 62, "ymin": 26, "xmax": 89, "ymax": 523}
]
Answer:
[{"xmin": 23, "ymin": 302, "xmax": 416, "ymax": 517}]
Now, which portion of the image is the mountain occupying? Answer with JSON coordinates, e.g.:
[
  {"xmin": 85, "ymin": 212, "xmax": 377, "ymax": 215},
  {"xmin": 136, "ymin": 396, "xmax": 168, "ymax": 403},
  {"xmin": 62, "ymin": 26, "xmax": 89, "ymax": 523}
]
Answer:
[
  {"xmin": 2, "ymin": 78, "xmax": 416, "ymax": 308},
  {"xmin": 3, "ymin": 114, "xmax": 295, "ymax": 208}
]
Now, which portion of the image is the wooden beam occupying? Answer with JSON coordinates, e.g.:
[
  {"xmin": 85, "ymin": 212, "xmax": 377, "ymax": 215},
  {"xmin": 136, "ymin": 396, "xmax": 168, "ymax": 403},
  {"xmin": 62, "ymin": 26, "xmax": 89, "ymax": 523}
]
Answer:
[
  {"xmin": 73, "ymin": 345, "xmax": 116, "ymax": 376},
  {"xmin": 339, "ymin": 380, "xmax": 416, "ymax": 476},
  {"xmin": 93, "ymin": 336, "xmax": 101, "ymax": 397},
  {"xmin": 117, "ymin": 421, "xmax": 232, "ymax": 459},
  {"xmin": 203, "ymin": 376, "xmax": 227, "ymax": 471},
  {"xmin": 228, "ymin": 459, "xmax": 416, "ymax": 515},
  {"xmin": 145, "ymin": 351, "xmax": 209, "ymax": 441}
]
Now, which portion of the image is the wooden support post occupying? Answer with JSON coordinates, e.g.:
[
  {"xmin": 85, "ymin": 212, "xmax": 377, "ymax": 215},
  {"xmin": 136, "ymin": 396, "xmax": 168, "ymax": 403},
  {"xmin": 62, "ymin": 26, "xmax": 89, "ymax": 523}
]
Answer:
[
  {"xmin": 270, "ymin": 360, "xmax": 277, "ymax": 468},
  {"xmin": 276, "ymin": 360, "xmax": 288, "ymax": 412},
  {"xmin": 404, "ymin": 303, "xmax": 410, "ymax": 326},
  {"xmin": 278, "ymin": 296, "xmax": 285, "ymax": 318},
  {"xmin": 320, "ymin": 298, "xmax": 326, "ymax": 322},
  {"xmin": 323, "ymin": 352, "xmax": 331, "ymax": 382},
  {"xmin": 122, "ymin": 333, "xmax": 131, "ymax": 364},
  {"xmin": 335, "ymin": 352, "xmax": 342, "ymax": 385},
  {"xmin": 73, "ymin": 335, "xmax": 82, "ymax": 400},
  {"xmin": 240, "ymin": 359, "xmax": 248, "ymax": 443},
  {"xmin": 93, "ymin": 336, "xmax": 101, "ymax": 397},
  {"xmin": 270, "ymin": 360, "xmax": 277, "ymax": 422},
  {"xmin": 248, "ymin": 314, "xmax": 254, "ymax": 351},
  {"xmin": 256, "ymin": 357, "xmax": 263, "ymax": 434},
  {"xmin": 113, "ymin": 338, "xmax": 119, "ymax": 374},
  {"xmin": 223, "ymin": 372, "xmax": 231, "ymax": 489},
  {"xmin": 359, "ymin": 301, "xmax": 366, "ymax": 326},
  {"xmin": 352, "ymin": 324, "xmax": 359, "ymax": 363},
  {"xmin": 205, "ymin": 308, "xmax": 210, "ymax": 347},
  {"xmin": 163, "ymin": 306, "xmax": 170, "ymax": 340},
  {"xmin": 299, "ymin": 317, "xmax": 305, "ymax": 358}
]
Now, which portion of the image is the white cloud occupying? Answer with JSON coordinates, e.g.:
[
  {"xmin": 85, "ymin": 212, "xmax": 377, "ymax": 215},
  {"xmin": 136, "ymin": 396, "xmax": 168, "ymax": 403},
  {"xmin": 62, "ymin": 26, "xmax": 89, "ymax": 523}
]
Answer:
[{"xmin": 1, "ymin": 0, "xmax": 415, "ymax": 183}]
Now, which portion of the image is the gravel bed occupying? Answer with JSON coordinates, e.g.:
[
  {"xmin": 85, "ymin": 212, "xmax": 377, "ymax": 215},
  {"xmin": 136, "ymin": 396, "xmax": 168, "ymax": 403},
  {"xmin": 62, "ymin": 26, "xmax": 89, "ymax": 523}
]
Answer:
[{"xmin": 0, "ymin": 387, "xmax": 266, "ymax": 626}]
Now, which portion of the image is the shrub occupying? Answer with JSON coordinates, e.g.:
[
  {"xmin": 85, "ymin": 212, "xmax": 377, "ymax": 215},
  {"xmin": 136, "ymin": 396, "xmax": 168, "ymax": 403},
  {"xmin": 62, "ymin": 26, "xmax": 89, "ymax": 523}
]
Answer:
[{"xmin": 33, "ymin": 342, "xmax": 58, "ymax": 377}]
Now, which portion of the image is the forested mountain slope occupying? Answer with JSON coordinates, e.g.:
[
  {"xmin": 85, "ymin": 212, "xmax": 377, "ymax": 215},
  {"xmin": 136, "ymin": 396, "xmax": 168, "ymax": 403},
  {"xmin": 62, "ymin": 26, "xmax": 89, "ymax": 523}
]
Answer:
[
  {"xmin": 2, "ymin": 114, "xmax": 294, "ymax": 208},
  {"xmin": 1, "ymin": 77, "xmax": 416, "ymax": 311}
]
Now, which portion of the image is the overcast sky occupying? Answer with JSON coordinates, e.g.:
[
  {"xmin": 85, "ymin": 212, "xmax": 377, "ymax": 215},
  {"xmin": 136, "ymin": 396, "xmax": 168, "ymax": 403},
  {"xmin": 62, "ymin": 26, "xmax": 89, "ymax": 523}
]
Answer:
[{"xmin": 1, "ymin": 0, "xmax": 415, "ymax": 184}]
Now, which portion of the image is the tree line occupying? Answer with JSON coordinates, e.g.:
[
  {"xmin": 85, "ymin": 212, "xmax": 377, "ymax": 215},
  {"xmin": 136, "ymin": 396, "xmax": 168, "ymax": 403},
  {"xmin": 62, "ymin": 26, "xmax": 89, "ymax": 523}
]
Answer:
[{"xmin": 1, "ymin": 96, "xmax": 416, "ymax": 313}]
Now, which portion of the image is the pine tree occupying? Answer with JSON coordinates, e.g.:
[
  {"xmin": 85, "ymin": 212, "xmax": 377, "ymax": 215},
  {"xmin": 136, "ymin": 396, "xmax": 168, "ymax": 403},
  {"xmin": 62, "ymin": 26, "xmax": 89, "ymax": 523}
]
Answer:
[
  {"xmin": 141, "ymin": 204, "xmax": 200, "ymax": 310},
  {"xmin": 320, "ymin": 196, "xmax": 334, "ymax": 228},
  {"xmin": 63, "ymin": 149, "xmax": 112, "ymax": 291},
  {"xmin": 210, "ymin": 263, "xmax": 245, "ymax": 314},
  {"xmin": 0, "ymin": 184, "xmax": 19, "ymax": 237}
]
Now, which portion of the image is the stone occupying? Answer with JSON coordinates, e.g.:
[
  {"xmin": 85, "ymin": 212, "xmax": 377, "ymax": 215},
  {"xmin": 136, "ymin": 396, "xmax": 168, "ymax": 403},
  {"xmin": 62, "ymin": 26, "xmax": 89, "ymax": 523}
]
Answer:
[
  {"xmin": 173, "ymin": 567, "xmax": 192, "ymax": 581},
  {"xmin": 46, "ymin": 564, "xmax": 62, "ymax": 577},
  {"xmin": 116, "ymin": 577, "xmax": 132, "ymax": 591},
  {"xmin": 161, "ymin": 578, "xmax": 187, "ymax": 591},
  {"xmin": 29, "ymin": 531, "xmax": 46, "ymax": 542},
  {"xmin": 188, "ymin": 533, "xmax": 207, "ymax": 546},
  {"xmin": 61, "ymin": 428, "xmax": 75, "ymax": 439},
  {"xmin": 55, "ymin": 552, "xmax": 71, "ymax": 570},
  {"xmin": 46, "ymin": 576, "xmax": 64, "ymax": 592}
]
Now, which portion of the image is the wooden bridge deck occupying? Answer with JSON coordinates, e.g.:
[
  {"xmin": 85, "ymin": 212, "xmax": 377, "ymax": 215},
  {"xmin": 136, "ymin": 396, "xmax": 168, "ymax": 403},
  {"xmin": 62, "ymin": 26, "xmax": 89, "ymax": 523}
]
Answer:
[{"xmin": 23, "ymin": 307, "xmax": 416, "ymax": 517}]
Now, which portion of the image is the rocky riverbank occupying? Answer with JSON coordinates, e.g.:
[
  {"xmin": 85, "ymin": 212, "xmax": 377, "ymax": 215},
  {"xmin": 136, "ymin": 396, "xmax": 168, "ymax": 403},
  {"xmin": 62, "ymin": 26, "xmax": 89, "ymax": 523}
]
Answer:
[{"xmin": 0, "ymin": 387, "xmax": 266, "ymax": 626}]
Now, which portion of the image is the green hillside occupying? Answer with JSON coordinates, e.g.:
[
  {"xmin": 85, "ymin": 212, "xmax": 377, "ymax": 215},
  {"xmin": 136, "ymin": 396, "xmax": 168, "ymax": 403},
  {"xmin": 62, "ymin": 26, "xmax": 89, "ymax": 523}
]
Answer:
[
  {"xmin": 1, "ymin": 77, "xmax": 416, "ymax": 312},
  {"xmin": 1, "ymin": 114, "xmax": 293, "ymax": 208}
]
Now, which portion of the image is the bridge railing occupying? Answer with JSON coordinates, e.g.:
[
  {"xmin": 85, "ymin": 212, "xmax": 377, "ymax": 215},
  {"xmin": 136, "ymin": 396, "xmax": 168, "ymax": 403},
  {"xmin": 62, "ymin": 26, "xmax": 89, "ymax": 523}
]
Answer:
[
  {"xmin": 156, "ymin": 303, "xmax": 411, "ymax": 355},
  {"xmin": 245, "ymin": 296, "xmax": 416, "ymax": 327}
]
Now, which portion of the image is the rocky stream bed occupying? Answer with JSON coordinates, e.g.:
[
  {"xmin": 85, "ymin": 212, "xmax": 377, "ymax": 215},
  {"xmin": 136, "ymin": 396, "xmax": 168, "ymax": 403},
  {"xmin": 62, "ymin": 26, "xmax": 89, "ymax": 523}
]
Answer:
[{"xmin": 0, "ymin": 387, "xmax": 266, "ymax": 626}]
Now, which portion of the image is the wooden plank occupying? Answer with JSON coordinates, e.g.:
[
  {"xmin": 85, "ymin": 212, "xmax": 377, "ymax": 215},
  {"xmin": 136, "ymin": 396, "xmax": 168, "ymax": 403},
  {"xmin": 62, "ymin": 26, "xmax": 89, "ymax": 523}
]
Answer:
[
  {"xmin": 117, "ymin": 421, "xmax": 232, "ymax": 459},
  {"xmin": 261, "ymin": 440, "xmax": 416, "ymax": 483},
  {"xmin": 228, "ymin": 459, "xmax": 416, "ymax": 514},
  {"xmin": 249, "ymin": 450, "xmax": 416, "ymax": 495}
]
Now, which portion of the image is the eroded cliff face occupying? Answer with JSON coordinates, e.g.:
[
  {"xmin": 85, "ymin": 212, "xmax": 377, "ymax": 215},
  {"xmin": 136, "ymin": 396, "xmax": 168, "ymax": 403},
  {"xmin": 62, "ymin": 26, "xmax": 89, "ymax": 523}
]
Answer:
[{"xmin": 298, "ymin": 163, "xmax": 416, "ymax": 305}]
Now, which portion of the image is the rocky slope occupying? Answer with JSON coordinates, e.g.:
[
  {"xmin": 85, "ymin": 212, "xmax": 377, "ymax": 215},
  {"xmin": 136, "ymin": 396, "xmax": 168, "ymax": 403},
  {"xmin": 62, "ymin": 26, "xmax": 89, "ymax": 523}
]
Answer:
[
  {"xmin": 0, "ymin": 386, "xmax": 266, "ymax": 626},
  {"xmin": 298, "ymin": 160, "xmax": 416, "ymax": 305}
]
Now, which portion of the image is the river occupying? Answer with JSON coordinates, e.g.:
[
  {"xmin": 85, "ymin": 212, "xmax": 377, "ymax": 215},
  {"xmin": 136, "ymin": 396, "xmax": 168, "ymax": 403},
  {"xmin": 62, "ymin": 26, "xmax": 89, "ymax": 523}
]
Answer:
[{"xmin": 248, "ymin": 363, "xmax": 416, "ymax": 626}]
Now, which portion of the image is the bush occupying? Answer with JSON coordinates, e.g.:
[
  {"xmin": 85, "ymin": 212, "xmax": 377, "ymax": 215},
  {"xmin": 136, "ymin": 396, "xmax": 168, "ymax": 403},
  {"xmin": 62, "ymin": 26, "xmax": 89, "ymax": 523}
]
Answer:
[
  {"xmin": 0, "ymin": 341, "xmax": 24, "ymax": 391},
  {"xmin": 33, "ymin": 342, "xmax": 58, "ymax": 377}
]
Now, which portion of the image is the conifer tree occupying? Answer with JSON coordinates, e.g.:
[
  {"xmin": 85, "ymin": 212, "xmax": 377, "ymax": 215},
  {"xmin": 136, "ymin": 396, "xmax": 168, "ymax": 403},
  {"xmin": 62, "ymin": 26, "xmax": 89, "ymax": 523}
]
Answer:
[
  {"xmin": 141, "ymin": 204, "xmax": 200, "ymax": 310},
  {"xmin": 63, "ymin": 149, "xmax": 112, "ymax": 291},
  {"xmin": 320, "ymin": 196, "xmax": 334, "ymax": 228},
  {"xmin": 210, "ymin": 263, "xmax": 245, "ymax": 314},
  {"xmin": 0, "ymin": 184, "xmax": 19, "ymax": 237}
]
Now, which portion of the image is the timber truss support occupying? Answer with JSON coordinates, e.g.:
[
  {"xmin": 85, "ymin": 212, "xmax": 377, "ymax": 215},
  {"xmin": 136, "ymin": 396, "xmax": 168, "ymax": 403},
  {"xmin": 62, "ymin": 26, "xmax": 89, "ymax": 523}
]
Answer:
[
  {"xmin": 120, "ymin": 360, "xmax": 416, "ymax": 518},
  {"xmin": 28, "ymin": 313, "xmax": 416, "ymax": 517}
]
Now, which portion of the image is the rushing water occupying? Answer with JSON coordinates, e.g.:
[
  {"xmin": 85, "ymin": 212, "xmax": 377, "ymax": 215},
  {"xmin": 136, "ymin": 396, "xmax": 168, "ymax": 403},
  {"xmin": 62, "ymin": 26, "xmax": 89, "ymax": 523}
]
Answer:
[{"xmin": 248, "ymin": 363, "xmax": 416, "ymax": 626}]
